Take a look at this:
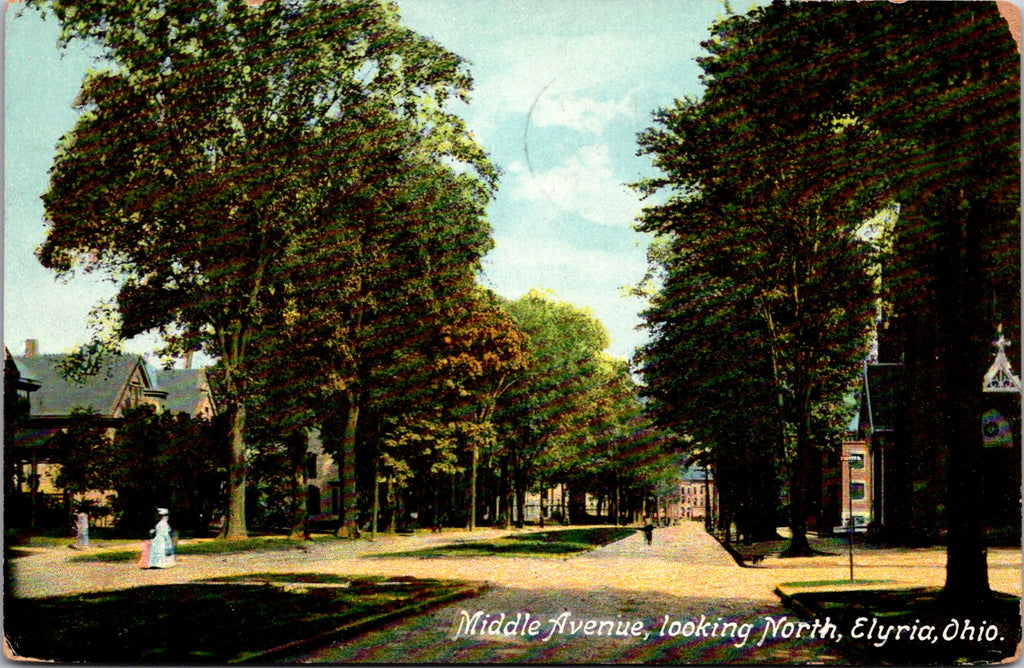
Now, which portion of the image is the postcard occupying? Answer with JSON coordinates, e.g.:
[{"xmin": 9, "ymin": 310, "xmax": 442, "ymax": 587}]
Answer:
[{"xmin": 4, "ymin": 1, "xmax": 1021, "ymax": 664}]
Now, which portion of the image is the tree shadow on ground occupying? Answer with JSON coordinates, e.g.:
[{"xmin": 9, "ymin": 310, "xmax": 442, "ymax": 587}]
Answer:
[
  {"xmin": 783, "ymin": 586, "xmax": 1021, "ymax": 665},
  {"xmin": 4, "ymin": 575, "xmax": 479, "ymax": 664}
]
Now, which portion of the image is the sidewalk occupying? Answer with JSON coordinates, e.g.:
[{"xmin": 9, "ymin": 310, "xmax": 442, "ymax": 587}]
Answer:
[{"xmin": 587, "ymin": 523, "xmax": 735, "ymax": 566}]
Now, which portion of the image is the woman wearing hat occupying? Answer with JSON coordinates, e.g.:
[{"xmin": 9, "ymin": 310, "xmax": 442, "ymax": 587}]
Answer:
[{"xmin": 143, "ymin": 508, "xmax": 176, "ymax": 569}]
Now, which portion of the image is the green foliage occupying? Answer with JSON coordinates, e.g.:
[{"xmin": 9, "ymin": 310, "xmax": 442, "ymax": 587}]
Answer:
[
  {"xmin": 488, "ymin": 290, "xmax": 675, "ymax": 524},
  {"xmin": 29, "ymin": 0, "xmax": 499, "ymax": 537},
  {"xmin": 51, "ymin": 409, "xmax": 112, "ymax": 496},
  {"xmin": 635, "ymin": 1, "xmax": 890, "ymax": 546},
  {"xmin": 636, "ymin": 1, "xmax": 1019, "ymax": 565},
  {"xmin": 497, "ymin": 291, "xmax": 609, "ymax": 494},
  {"xmin": 54, "ymin": 405, "xmax": 227, "ymax": 533}
]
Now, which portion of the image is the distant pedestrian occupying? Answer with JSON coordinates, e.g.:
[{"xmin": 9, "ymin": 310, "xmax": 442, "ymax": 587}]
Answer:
[
  {"xmin": 641, "ymin": 518, "xmax": 654, "ymax": 546},
  {"xmin": 73, "ymin": 507, "xmax": 89, "ymax": 549},
  {"xmin": 141, "ymin": 508, "xmax": 176, "ymax": 569}
]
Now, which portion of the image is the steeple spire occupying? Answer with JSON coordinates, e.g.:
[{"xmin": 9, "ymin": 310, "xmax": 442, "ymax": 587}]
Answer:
[{"xmin": 983, "ymin": 324, "xmax": 1021, "ymax": 393}]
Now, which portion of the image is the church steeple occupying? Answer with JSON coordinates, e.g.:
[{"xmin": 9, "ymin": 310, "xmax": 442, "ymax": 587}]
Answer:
[{"xmin": 982, "ymin": 324, "xmax": 1021, "ymax": 393}]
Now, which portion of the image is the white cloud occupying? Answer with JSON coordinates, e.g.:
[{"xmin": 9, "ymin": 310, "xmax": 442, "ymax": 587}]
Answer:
[
  {"xmin": 508, "ymin": 144, "xmax": 643, "ymax": 227},
  {"xmin": 530, "ymin": 92, "xmax": 637, "ymax": 134},
  {"xmin": 466, "ymin": 33, "xmax": 651, "ymax": 125}
]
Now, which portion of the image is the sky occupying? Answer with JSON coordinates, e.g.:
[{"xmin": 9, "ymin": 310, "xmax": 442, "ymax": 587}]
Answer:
[{"xmin": 3, "ymin": 0, "xmax": 761, "ymax": 364}]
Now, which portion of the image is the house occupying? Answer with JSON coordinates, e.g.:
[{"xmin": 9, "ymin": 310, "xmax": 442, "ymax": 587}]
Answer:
[
  {"xmin": 4, "ymin": 349, "xmax": 42, "ymax": 526},
  {"xmin": 838, "ymin": 439, "xmax": 871, "ymax": 531},
  {"xmin": 978, "ymin": 327, "xmax": 1022, "ymax": 543},
  {"xmin": 302, "ymin": 429, "xmax": 342, "ymax": 525},
  {"xmin": 835, "ymin": 361, "xmax": 902, "ymax": 534},
  {"xmin": 5, "ymin": 340, "xmax": 221, "ymax": 528},
  {"xmin": 672, "ymin": 467, "xmax": 716, "ymax": 523}
]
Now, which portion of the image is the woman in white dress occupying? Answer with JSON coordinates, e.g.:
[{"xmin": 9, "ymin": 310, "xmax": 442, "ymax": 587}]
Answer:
[{"xmin": 145, "ymin": 508, "xmax": 176, "ymax": 568}]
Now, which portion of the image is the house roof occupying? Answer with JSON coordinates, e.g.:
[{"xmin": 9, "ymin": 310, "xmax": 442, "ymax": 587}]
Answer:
[
  {"xmin": 5, "ymin": 348, "xmax": 41, "ymax": 392},
  {"xmin": 11, "ymin": 354, "xmax": 152, "ymax": 418},
  {"xmin": 863, "ymin": 363, "xmax": 904, "ymax": 433},
  {"xmin": 155, "ymin": 368, "xmax": 215, "ymax": 416}
]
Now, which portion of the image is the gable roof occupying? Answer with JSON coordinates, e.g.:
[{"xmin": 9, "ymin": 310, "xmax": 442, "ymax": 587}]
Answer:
[
  {"xmin": 11, "ymin": 354, "xmax": 161, "ymax": 418},
  {"xmin": 5, "ymin": 347, "xmax": 41, "ymax": 393},
  {"xmin": 155, "ymin": 368, "xmax": 216, "ymax": 417}
]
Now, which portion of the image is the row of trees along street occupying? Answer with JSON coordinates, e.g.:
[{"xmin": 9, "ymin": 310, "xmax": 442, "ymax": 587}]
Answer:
[
  {"xmin": 634, "ymin": 1, "xmax": 1019, "ymax": 608},
  {"xmin": 24, "ymin": 0, "xmax": 1018, "ymax": 610},
  {"xmin": 28, "ymin": 1, "xmax": 679, "ymax": 541}
]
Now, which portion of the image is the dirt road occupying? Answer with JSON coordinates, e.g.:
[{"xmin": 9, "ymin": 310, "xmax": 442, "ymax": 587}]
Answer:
[{"xmin": 8, "ymin": 523, "xmax": 1021, "ymax": 663}]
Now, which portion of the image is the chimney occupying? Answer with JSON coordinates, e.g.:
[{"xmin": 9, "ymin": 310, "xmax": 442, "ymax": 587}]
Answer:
[{"xmin": 24, "ymin": 339, "xmax": 38, "ymax": 357}]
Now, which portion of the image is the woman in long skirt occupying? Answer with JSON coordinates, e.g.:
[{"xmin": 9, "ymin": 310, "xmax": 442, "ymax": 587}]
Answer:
[{"xmin": 145, "ymin": 508, "xmax": 176, "ymax": 569}]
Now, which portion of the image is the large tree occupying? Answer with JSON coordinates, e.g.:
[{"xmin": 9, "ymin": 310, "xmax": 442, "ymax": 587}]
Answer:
[
  {"xmin": 638, "ymin": 1, "xmax": 1018, "ymax": 599},
  {"xmin": 636, "ymin": 21, "xmax": 878, "ymax": 554},
  {"xmin": 429, "ymin": 288, "xmax": 528, "ymax": 529},
  {"xmin": 31, "ymin": 0, "xmax": 495, "ymax": 539},
  {"xmin": 498, "ymin": 290, "xmax": 610, "ymax": 525},
  {"xmin": 712, "ymin": 0, "xmax": 1019, "ymax": 604},
  {"xmin": 826, "ymin": 3, "xmax": 1020, "ymax": 604},
  {"xmin": 276, "ymin": 106, "xmax": 496, "ymax": 537}
]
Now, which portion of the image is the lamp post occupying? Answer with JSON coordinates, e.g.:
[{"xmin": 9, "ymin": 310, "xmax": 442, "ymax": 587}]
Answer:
[
  {"xmin": 704, "ymin": 465, "xmax": 711, "ymax": 532},
  {"xmin": 847, "ymin": 455, "xmax": 855, "ymax": 581}
]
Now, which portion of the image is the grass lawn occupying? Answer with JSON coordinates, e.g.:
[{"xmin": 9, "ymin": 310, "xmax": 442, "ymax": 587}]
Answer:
[
  {"xmin": 374, "ymin": 527, "xmax": 636, "ymax": 558},
  {"xmin": 783, "ymin": 587, "xmax": 1021, "ymax": 665},
  {"xmin": 65, "ymin": 534, "xmax": 337, "ymax": 563},
  {"xmin": 5, "ymin": 573, "xmax": 482, "ymax": 663}
]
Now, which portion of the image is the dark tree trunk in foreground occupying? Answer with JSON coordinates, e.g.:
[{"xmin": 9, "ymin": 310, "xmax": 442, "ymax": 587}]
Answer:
[{"xmin": 939, "ymin": 203, "xmax": 991, "ymax": 605}]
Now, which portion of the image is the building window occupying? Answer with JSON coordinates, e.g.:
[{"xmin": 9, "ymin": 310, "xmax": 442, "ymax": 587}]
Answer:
[
  {"xmin": 848, "ymin": 453, "xmax": 865, "ymax": 469},
  {"xmin": 850, "ymin": 482, "xmax": 865, "ymax": 500}
]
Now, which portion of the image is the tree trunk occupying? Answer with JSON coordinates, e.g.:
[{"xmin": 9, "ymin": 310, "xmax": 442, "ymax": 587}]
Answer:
[
  {"xmin": 782, "ymin": 415, "xmax": 814, "ymax": 557},
  {"xmin": 940, "ymin": 202, "xmax": 990, "ymax": 605},
  {"xmin": 224, "ymin": 403, "xmax": 247, "ymax": 540},
  {"xmin": 371, "ymin": 457, "xmax": 380, "ymax": 541},
  {"xmin": 704, "ymin": 467, "xmax": 712, "ymax": 532},
  {"xmin": 512, "ymin": 451, "xmax": 524, "ymax": 527},
  {"xmin": 613, "ymin": 475, "xmax": 620, "ymax": 526},
  {"xmin": 336, "ymin": 394, "xmax": 359, "ymax": 538},
  {"xmin": 387, "ymin": 476, "xmax": 396, "ymax": 533},
  {"xmin": 469, "ymin": 442, "xmax": 478, "ymax": 530},
  {"xmin": 500, "ymin": 456, "xmax": 512, "ymax": 528},
  {"xmin": 515, "ymin": 487, "xmax": 526, "ymax": 528},
  {"xmin": 287, "ymin": 434, "xmax": 309, "ymax": 541},
  {"xmin": 538, "ymin": 483, "xmax": 546, "ymax": 528}
]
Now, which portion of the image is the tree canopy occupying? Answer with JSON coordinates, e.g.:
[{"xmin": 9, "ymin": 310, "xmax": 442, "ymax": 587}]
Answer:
[
  {"xmin": 31, "ymin": 0, "xmax": 497, "ymax": 538},
  {"xmin": 636, "ymin": 0, "xmax": 1018, "ymax": 599}
]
